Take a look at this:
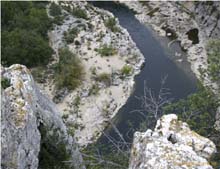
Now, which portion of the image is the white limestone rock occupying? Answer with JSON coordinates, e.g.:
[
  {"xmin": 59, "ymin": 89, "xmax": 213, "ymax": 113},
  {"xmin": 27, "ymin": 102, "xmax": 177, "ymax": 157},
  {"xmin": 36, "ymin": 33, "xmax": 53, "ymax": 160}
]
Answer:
[
  {"xmin": 1, "ymin": 64, "xmax": 85, "ymax": 169},
  {"xmin": 129, "ymin": 114, "xmax": 216, "ymax": 169}
]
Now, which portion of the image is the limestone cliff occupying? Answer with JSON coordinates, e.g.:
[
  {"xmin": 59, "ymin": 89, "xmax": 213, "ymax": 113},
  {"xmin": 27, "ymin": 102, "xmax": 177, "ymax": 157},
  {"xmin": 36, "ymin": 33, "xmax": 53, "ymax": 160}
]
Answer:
[
  {"xmin": 1, "ymin": 64, "xmax": 85, "ymax": 169},
  {"xmin": 129, "ymin": 114, "xmax": 216, "ymax": 169},
  {"xmin": 194, "ymin": 2, "xmax": 220, "ymax": 38}
]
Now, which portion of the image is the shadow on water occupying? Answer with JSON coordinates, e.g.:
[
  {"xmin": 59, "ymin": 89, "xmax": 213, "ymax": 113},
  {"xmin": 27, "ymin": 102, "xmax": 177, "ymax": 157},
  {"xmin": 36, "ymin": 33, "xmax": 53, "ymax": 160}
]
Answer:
[{"xmin": 91, "ymin": 2, "xmax": 197, "ymax": 146}]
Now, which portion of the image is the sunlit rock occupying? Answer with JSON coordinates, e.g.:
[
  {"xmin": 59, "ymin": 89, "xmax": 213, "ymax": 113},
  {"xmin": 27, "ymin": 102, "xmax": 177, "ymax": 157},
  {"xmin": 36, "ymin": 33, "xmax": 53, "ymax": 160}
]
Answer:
[
  {"xmin": 1, "ymin": 64, "xmax": 85, "ymax": 169},
  {"xmin": 129, "ymin": 114, "xmax": 216, "ymax": 169}
]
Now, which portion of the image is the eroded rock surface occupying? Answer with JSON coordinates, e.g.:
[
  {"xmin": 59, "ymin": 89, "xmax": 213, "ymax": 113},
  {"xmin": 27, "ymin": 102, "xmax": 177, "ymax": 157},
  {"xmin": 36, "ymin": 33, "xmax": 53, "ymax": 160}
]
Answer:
[
  {"xmin": 194, "ymin": 2, "xmax": 220, "ymax": 38},
  {"xmin": 129, "ymin": 114, "xmax": 216, "ymax": 169},
  {"xmin": 1, "ymin": 64, "xmax": 85, "ymax": 169}
]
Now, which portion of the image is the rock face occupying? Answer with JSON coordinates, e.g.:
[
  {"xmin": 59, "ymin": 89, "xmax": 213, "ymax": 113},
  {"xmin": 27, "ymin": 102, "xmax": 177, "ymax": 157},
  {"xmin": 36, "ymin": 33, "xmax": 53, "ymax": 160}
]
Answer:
[
  {"xmin": 1, "ymin": 64, "xmax": 85, "ymax": 169},
  {"xmin": 129, "ymin": 114, "xmax": 216, "ymax": 169},
  {"xmin": 194, "ymin": 2, "xmax": 220, "ymax": 38}
]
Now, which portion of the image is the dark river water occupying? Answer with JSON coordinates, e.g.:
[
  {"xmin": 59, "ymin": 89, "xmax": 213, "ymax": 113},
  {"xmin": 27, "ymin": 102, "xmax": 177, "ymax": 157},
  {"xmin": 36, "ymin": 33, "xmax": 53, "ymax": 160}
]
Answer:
[{"xmin": 91, "ymin": 2, "xmax": 197, "ymax": 145}]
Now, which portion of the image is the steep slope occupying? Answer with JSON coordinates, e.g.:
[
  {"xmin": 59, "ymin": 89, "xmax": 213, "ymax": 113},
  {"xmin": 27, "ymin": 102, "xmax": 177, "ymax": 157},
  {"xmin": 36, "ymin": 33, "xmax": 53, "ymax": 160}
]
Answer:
[{"xmin": 1, "ymin": 64, "xmax": 85, "ymax": 169}]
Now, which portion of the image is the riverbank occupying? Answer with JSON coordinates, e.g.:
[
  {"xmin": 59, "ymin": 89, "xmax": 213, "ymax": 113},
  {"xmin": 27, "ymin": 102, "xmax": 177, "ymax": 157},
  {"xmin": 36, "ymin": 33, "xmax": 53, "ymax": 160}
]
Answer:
[
  {"xmin": 38, "ymin": 1, "xmax": 144, "ymax": 146},
  {"xmin": 120, "ymin": 1, "xmax": 218, "ymax": 92},
  {"xmin": 119, "ymin": 1, "xmax": 220, "ymax": 132}
]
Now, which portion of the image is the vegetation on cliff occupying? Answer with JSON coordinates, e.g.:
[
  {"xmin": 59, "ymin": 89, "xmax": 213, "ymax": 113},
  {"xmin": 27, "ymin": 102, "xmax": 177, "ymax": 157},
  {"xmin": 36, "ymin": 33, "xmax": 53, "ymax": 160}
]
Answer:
[
  {"xmin": 1, "ymin": 2, "xmax": 53, "ymax": 68},
  {"xmin": 207, "ymin": 39, "xmax": 220, "ymax": 83},
  {"xmin": 54, "ymin": 48, "xmax": 84, "ymax": 90}
]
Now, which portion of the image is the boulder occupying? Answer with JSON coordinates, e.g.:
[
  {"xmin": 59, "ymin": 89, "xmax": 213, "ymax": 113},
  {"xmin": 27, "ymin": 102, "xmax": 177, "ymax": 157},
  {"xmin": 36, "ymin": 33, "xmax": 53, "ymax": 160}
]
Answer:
[
  {"xmin": 129, "ymin": 114, "xmax": 216, "ymax": 169},
  {"xmin": 1, "ymin": 64, "xmax": 85, "ymax": 169}
]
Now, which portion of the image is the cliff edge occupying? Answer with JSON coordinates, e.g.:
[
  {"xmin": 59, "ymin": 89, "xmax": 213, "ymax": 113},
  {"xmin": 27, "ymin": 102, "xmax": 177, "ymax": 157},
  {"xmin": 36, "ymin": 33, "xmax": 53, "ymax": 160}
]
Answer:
[
  {"xmin": 1, "ymin": 64, "xmax": 85, "ymax": 169},
  {"xmin": 129, "ymin": 114, "xmax": 216, "ymax": 169}
]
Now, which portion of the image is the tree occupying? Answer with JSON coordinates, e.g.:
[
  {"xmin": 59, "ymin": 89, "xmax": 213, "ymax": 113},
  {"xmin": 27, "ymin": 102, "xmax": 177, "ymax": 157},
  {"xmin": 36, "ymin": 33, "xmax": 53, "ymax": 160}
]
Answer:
[
  {"xmin": 207, "ymin": 39, "xmax": 220, "ymax": 82},
  {"xmin": 1, "ymin": 29, "xmax": 52, "ymax": 67},
  {"xmin": 1, "ymin": 1, "xmax": 52, "ymax": 68}
]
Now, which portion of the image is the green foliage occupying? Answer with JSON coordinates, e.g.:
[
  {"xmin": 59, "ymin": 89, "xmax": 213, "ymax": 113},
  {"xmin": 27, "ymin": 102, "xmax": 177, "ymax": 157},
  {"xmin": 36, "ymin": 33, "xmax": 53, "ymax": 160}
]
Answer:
[
  {"xmin": 163, "ymin": 83, "xmax": 219, "ymax": 136},
  {"xmin": 74, "ymin": 95, "xmax": 81, "ymax": 108},
  {"xmin": 38, "ymin": 125, "xmax": 72, "ymax": 169},
  {"xmin": 96, "ymin": 44, "xmax": 117, "ymax": 57},
  {"xmin": 1, "ymin": 1, "xmax": 53, "ymax": 67},
  {"xmin": 83, "ymin": 144, "xmax": 129, "ymax": 169},
  {"xmin": 49, "ymin": 2, "xmax": 64, "ymax": 26},
  {"xmin": 49, "ymin": 2, "xmax": 62, "ymax": 17},
  {"xmin": 207, "ymin": 39, "xmax": 220, "ymax": 82},
  {"xmin": 1, "ymin": 77, "xmax": 10, "ymax": 89},
  {"xmin": 89, "ymin": 84, "xmax": 100, "ymax": 95},
  {"xmin": 95, "ymin": 73, "xmax": 111, "ymax": 86},
  {"xmin": 63, "ymin": 27, "xmax": 79, "ymax": 44},
  {"xmin": 72, "ymin": 7, "xmax": 88, "ymax": 20},
  {"xmin": 52, "ymin": 15, "xmax": 65, "ymax": 26},
  {"xmin": 104, "ymin": 17, "xmax": 120, "ymax": 32},
  {"xmin": 121, "ymin": 65, "xmax": 133, "ymax": 76},
  {"xmin": 63, "ymin": 5, "xmax": 88, "ymax": 20},
  {"xmin": 54, "ymin": 48, "xmax": 84, "ymax": 90},
  {"xmin": 2, "ymin": 29, "xmax": 53, "ymax": 67},
  {"xmin": 31, "ymin": 66, "xmax": 47, "ymax": 83}
]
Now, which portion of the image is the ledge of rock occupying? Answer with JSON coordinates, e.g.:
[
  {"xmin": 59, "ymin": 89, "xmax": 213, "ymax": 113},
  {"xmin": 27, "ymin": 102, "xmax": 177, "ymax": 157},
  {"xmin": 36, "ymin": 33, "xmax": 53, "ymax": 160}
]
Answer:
[
  {"xmin": 129, "ymin": 114, "xmax": 216, "ymax": 169},
  {"xmin": 1, "ymin": 64, "xmax": 85, "ymax": 169}
]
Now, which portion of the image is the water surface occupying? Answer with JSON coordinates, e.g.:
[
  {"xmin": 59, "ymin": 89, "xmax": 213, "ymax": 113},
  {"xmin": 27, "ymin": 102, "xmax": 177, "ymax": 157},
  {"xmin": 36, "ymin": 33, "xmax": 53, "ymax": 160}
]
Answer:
[{"xmin": 92, "ymin": 1, "xmax": 197, "ymax": 144}]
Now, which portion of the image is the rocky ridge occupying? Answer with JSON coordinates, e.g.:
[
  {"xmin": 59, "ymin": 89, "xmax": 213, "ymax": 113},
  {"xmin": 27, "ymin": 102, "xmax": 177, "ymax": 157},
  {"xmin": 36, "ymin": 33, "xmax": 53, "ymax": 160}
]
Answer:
[
  {"xmin": 129, "ymin": 114, "xmax": 216, "ymax": 169},
  {"xmin": 1, "ymin": 64, "xmax": 85, "ymax": 169}
]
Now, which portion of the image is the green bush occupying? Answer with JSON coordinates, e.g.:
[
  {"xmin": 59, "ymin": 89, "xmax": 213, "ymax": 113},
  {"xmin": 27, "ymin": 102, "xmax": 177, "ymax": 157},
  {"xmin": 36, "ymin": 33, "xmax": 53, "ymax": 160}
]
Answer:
[
  {"xmin": 95, "ymin": 73, "xmax": 111, "ymax": 86},
  {"xmin": 121, "ymin": 65, "xmax": 133, "ymax": 76},
  {"xmin": 207, "ymin": 39, "xmax": 220, "ymax": 82},
  {"xmin": 2, "ymin": 29, "xmax": 53, "ymax": 67},
  {"xmin": 54, "ymin": 48, "xmax": 84, "ymax": 90},
  {"xmin": 38, "ymin": 126, "xmax": 72, "ymax": 169},
  {"xmin": 52, "ymin": 15, "xmax": 65, "ymax": 26},
  {"xmin": 89, "ymin": 84, "xmax": 100, "ymax": 95},
  {"xmin": 1, "ymin": 77, "xmax": 10, "ymax": 89},
  {"xmin": 31, "ymin": 66, "xmax": 47, "ymax": 83},
  {"xmin": 72, "ymin": 7, "xmax": 88, "ymax": 20},
  {"xmin": 1, "ymin": 1, "xmax": 53, "ymax": 68},
  {"xmin": 49, "ymin": 2, "xmax": 62, "ymax": 17},
  {"xmin": 97, "ymin": 44, "xmax": 117, "ymax": 57},
  {"xmin": 104, "ymin": 17, "xmax": 120, "ymax": 32},
  {"xmin": 60, "ymin": 5, "xmax": 87, "ymax": 20},
  {"xmin": 63, "ymin": 27, "xmax": 79, "ymax": 44},
  {"xmin": 83, "ymin": 144, "xmax": 129, "ymax": 169}
]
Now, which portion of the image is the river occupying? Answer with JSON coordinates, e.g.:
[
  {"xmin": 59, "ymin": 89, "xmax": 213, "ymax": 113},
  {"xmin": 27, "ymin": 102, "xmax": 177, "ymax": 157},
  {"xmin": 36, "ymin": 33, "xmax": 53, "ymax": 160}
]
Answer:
[{"xmin": 91, "ymin": 1, "xmax": 197, "ymax": 146}]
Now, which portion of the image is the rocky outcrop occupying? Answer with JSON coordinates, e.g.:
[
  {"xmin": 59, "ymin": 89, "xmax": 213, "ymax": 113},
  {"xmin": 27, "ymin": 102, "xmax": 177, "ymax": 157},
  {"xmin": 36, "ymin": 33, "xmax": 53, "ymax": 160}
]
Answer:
[
  {"xmin": 129, "ymin": 114, "xmax": 216, "ymax": 169},
  {"xmin": 1, "ymin": 64, "xmax": 85, "ymax": 169},
  {"xmin": 194, "ymin": 2, "xmax": 220, "ymax": 38}
]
